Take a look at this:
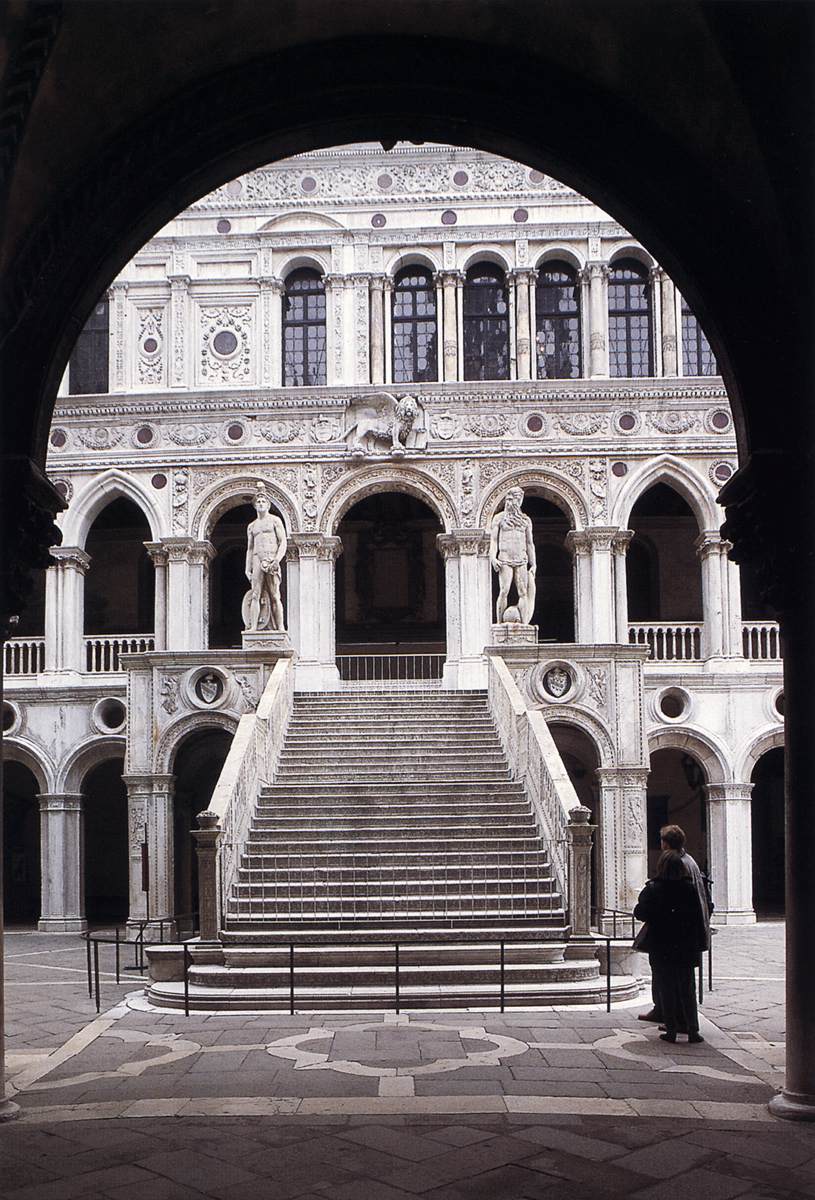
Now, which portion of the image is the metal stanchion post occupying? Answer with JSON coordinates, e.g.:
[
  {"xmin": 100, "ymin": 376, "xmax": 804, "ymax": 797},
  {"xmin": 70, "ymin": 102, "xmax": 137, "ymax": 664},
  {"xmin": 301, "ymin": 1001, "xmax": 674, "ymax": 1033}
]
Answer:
[
  {"xmin": 93, "ymin": 940, "xmax": 101, "ymax": 1013},
  {"xmin": 115, "ymin": 928, "xmax": 120, "ymax": 984},
  {"xmin": 86, "ymin": 936, "xmax": 92, "ymax": 997},
  {"xmin": 500, "ymin": 941, "xmax": 505, "ymax": 1013}
]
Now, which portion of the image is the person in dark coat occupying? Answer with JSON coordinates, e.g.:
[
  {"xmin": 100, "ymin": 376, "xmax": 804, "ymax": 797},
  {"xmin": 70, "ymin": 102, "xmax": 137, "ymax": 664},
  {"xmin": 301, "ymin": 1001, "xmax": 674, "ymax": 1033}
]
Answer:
[{"xmin": 633, "ymin": 850, "xmax": 708, "ymax": 1043}]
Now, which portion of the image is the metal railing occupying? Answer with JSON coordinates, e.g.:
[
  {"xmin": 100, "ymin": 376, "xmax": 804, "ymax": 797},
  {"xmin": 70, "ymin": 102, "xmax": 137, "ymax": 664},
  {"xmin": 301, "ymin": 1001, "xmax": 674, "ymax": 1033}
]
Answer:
[
  {"xmin": 82, "ymin": 912, "xmax": 198, "ymax": 1012},
  {"xmin": 3, "ymin": 637, "xmax": 45, "ymax": 676},
  {"xmin": 629, "ymin": 622, "xmax": 703, "ymax": 661},
  {"xmin": 742, "ymin": 620, "xmax": 782, "ymax": 660},
  {"xmin": 224, "ymin": 849, "xmax": 564, "ymax": 926},
  {"xmin": 85, "ymin": 634, "xmax": 155, "ymax": 672},
  {"xmin": 336, "ymin": 653, "xmax": 445, "ymax": 686},
  {"xmin": 592, "ymin": 907, "xmax": 714, "ymax": 1013}
]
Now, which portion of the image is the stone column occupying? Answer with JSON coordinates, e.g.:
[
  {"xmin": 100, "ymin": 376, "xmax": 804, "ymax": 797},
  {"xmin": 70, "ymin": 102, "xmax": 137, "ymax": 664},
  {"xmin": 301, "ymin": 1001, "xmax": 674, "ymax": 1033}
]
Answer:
[
  {"xmin": 44, "ymin": 546, "xmax": 90, "ymax": 673},
  {"xmin": 696, "ymin": 530, "xmax": 734, "ymax": 659},
  {"xmin": 259, "ymin": 276, "xmax": 283, "ymax": 387},
  {"xmin": 38, "ymin": 793, "xmax": 86, "ymax": 932},
  {"xmin": 164, "ymin": 538, "xmax": 214, "ymax": 651},
  {"xmin": 353, "ymin": 273, "xmax": 371, "ymax": 384},
  {"xmin": 439, "ymin": 270, "xmax": 460, "ymax": 381},
  {"xmin": 596, "ymin": 767, "xmax": 649, "ymax": 911},
  {"xmin": 511, "ymin": 269, "xmax": 535, "ymax": 380},
  {"xmin": 289, "ymin": 533, "xmax": 342, "ymax": 690},
  {"xmin": 706, "ymin": 783, "xmax": 756, "ymax": 924},
  {"xmin": 168, "ymin": 273, "xmax": 190, "ymax": 388},
  {"xmin": 383, "ymin": 277, "xmax": 394, "ymax": 383},
  {"xmin": 369, "ymin": 275, "xmax": 386, "ymax": 384},
  {"xmin": 612, "ymin": 530, "xmax": 634, "ymax": 643},
  {"xmin": 124, "ymin": 774, "xmax": 175, "ymax": 927},
  {"xmin": 193, "ymin": 811, "xmax": 221, "ymax": 941},
  {"xmin": 585, "ymin": 262, "xmax": 609, "ymax": 377},
  {"xmin": 434, "ymin": 273, "xmax": 444, "ymax": 381},
  {"xmin": 145, "ymin": 542, "xmax": 168, "ymax": 651},
  {"xmin": 109, "ymin": 282, "xmax": 128, "ymax": 392},
  {"xmin": 437, "ymin": 531, "xmax": 491, "ymax": 689},
  {"xmin": 507, "ymin": 272, "xmax": 518, "ymax": 379},
  {"xmin": 325, "ymin": 273, "xmax": 346, "ymax": 385},
  {"xmin": 656, "ymin": 267, "xmax": 679, "ymax": 376},
  {"xmin": 567, "ymin": 806, "xmax": 596, "ymax": 938},
  {"xmin": 565, "ymin": 531, "xmax": 593, "ymax": 643}
]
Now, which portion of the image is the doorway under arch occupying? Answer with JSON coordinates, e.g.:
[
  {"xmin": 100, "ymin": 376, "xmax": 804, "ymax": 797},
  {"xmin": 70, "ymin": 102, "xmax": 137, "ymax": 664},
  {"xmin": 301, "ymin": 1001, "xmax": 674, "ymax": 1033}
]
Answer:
[
  {"xmin": 549, "ymin": 723, "xmax": 600, "ymax": 909},
  {"xmin": 335, "ymin": 492, "xmax": 445, "ymax": 662},
  {"xmin": 172, "ymin": 728, "xmax": 234, "ymax": 917},
  {"xmin": 2, "ymin": 761, "xmax": 41, "ymax": 926},
  {"xmin": 646, "ymin": 747, "xmax": 708, "ymax": 879},
  {"xmin": 751, "ymin": 746, "xmax": 785, "ymax": 917},
  {"xmin": 82, "ymin": 757, "xmax": 129, "ymax": 926}
]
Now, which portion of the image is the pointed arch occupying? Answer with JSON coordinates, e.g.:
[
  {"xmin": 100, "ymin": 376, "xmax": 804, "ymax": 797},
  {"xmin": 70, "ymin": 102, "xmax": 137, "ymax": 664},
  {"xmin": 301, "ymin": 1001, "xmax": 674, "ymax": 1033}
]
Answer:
[
  {"xmin": 61, "ymin": 469, "xmax": 165, "ymax": 548},
  {"xmin": 611, "ymin": 455, "xmax": 718, "ymax": 531},
  {"xmin": 478, "ymin": 467, "xmax": 586, "ymax": 530}
]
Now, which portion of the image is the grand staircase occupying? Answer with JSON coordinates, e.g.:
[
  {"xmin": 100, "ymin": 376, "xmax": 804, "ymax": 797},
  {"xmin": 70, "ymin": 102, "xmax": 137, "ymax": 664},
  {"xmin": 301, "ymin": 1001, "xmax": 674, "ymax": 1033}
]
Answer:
[{"xmin": 148, "ymin": 689, "xmax": 639, "ymax": 1009}]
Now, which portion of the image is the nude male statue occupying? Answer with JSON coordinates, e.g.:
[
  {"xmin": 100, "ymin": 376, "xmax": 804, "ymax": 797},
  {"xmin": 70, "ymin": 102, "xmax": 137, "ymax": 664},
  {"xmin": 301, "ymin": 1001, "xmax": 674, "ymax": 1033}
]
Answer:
[
  {"xmin": 489, "ymin": 486, "xmax": 536, "ymax": 624},
  {"xmin": 245, "ymin": 487, "xmax": 287, "ymax": 631}
]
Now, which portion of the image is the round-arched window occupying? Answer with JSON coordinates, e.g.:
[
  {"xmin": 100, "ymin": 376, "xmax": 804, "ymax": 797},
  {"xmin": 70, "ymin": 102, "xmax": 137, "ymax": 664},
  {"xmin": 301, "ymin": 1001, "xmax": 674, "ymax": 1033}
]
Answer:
[{"xmin": 392, "ymin": 267, "xmax": 438, "ymax": 383}]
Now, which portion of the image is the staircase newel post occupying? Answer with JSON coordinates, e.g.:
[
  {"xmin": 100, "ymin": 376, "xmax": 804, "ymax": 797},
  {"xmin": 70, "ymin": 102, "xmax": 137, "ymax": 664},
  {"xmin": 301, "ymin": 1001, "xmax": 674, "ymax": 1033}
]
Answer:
[
  {"xmin": 193, "ymin": 810, "xmax": 221, "ymax": 941},
  {"xmin": 567, "ymin": 805, "xmax": 595, "ymax": 938}
]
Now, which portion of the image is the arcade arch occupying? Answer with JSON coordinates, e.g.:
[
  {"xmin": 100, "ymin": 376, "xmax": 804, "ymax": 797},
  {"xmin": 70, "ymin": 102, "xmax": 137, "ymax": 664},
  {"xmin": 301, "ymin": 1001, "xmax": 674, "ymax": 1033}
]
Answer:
[
  {"xmin": 84, "ymin": 497, "xmax": 154, "ymax": 639},
  {"xmin": 646, "ymin": 747, "xmax": 709, "ymax": 879},
  {"xmin": 170, "ymin": 727, "xmax": 234, "ymax": 918},
  {"xmin": 2, "ymin": 762, "xmax": 41, "ymax": 926},
  {"xmin": 627, "ymin": 483, "xmax": 702, "ymax": 624},
  {"xmin": 81, "ymin": 756, "xmax": 128, "ymax": 925},
  {"xmin": 208, "ymin": 499, "xmax": 288, "ymax": 649}
]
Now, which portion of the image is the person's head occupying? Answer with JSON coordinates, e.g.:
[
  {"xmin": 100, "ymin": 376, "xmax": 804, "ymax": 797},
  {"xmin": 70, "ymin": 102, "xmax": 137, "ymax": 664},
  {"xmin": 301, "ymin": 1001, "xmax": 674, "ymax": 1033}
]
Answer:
[
  {"xmin": 655, "ymin": 849, "xmax": 691, "ymax": 882},
  {"xmin": 254, "ymin": 491, "xmax": 270, "ymax": 515},
  {"xmin": 505, "ymin": 487, "xmax": 524, "ymax": 513},
  {"xmin": 660, "ymin": 824, "xmax": 686, "ymax": 852}
]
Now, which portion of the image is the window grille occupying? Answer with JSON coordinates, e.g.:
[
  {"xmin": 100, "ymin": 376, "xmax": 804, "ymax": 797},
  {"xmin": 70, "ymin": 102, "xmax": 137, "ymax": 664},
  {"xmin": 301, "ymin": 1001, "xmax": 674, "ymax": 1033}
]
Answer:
[
  {"xmin": 69, "ymin": 298, "xmax": 110, "ymax": 395},
  {"xmin": 681, "ymin": 295, "xmax": 717, "ymax": 375},
  {"xmin": 282, "ymin": 269, "xmax": 326, "ymax": 387},
  {"xmin": 463, "ymin": 263, "xmax": 510, "ymax": 380},
  {"xmin": 392, "ymin": 266, "xmax": 438, "ymax": 382},
  {"xmin": 535, "ymin": 263, "xmax": 581, "ymax": 378},
  {"xmin": 608, "ymin": 259, "xmax": 652, "ymax": 377}
]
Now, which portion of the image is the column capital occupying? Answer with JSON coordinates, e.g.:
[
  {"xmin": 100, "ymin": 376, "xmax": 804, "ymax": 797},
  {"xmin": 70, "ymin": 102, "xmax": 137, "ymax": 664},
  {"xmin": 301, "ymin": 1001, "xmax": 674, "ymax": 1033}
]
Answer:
[
  {"xmin": 435, "ymin": 269, "xmax": 464, "ymax": 286},
  {"xmin": 706, "ymin": 783, "xmax": 754, "ymax": 802},
  {"xmin": 123, "ymin": 772, "xmax": 175, "ymax": 793},
  {"xmin": 144, "ymin": 541, "xmax": 169, "ymax": 567},
  {"xmin": 38, "ymin": 792, "xmax": 84, "ymax": 812},
  {"xmin": 612, "ymin": 529, "xmax": 634, "ymax": 553},
  {"xmin": 582, "ymin": 261, "xmax": 609, "ymax": 283},
  {"xmin": 596, "ymin": 766, "xmax": 650, "ymax": 788},
  {"xmin": 187, "ymin": 539, "xmax": 216, "ymax": 566},
  {"xmin": 160, "ymin": 536, "xmax": 215, "ymax": 564},
  {"xmin": 566, "ymin": 527, "xmax": 619, "ymax": 554},
  {"xmin": 107, "ymin": 279, "xmax": 129, "ymax": 296},
  {"xmin": 368, "ymin": 273, "xmax": 386, "ymax": 292},
  {"xmin": 258, "ymin": 275, "xmax": 284, "ymax": 293},
  {"xmin": 436, "ymin": 530, "xmax": 491, "ymax": 559},
  {"xmin": 323, "ymin": 272, "xmax": 350, "ymax": 289},
  {"xmin": 650, "ymin": 264, "xmax": 668, "ymax": 284},
  {"xmin": 289, "ymin": 532, "xmax": 343, "ymax": 561},
  {"xmin": 167, "ymin": 273, "xmax": 190, "ymax": 288},
  {"xmin": 49, "ymin": 545, "xmax": 91, "ymax": 573},
  {"xmin": 695, "ymin": 529, "xmax": 733, "ymax": 558},
  {"xmin": 509, "ymin": 267, "xmax": 538, "ymax": 285}
]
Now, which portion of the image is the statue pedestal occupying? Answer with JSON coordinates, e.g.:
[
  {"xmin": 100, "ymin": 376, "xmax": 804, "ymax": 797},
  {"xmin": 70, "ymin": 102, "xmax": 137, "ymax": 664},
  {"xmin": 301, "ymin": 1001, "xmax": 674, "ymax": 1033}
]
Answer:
[
  {"xmin": 490, "ymin": 622, "xmax": 538, "ymax": 646},
  {"xmin": 241, "ymin": 629, "xmax": 292, "ymax": 651}
]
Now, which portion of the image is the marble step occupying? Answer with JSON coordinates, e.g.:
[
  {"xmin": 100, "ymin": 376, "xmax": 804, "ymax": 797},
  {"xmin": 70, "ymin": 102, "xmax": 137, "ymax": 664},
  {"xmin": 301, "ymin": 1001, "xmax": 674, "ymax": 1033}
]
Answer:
[
  {"xmin": 217, "ymin": 942, "xmax": 567, "ymax": 968},
  {"xmin": 244, "ymin": 836, "xmax": 544, "ymax": 854},
  {"xmin": 184, "ymin": 959, "xmax": 600, "ymax": 990},
  {"xmin": 274, "ymin": 768, "xmax": 512, "ymax": 783},
  {"xmin": 249, "ymin": 813, "xmax": 536, "ymax": 832},
  {"xmin": 282, "ymin": 734, "xmax": 502, "ymax": 748},
  {"xmin": 226, "ymin": 900, "xmax": 566, "ymax": 919},
  {"xmin": 253, "ymin": 802, "xmax": 531, "ymax": 819},
  {"xmin": 220, "ymin": 922, "xmax": 571, "ymax": 944},
  {"xmin": 240, "ymin": 851, "xmax": 551, "ymax": 870},
  {"xmin": 237, "ymin": 865, "xmax": 553, "ymax": 885},
  {"xmin": 260, "ymin": 781, "xmax": 526, "ymax": 798}
]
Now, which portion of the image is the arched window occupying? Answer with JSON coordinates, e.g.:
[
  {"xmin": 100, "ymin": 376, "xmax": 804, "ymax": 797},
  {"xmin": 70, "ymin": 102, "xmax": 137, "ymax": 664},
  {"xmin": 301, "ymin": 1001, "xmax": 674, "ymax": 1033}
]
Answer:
[
  {"xmin": 69, "ymin": 297, "xmax": 109, "ymax": 395},
  {"xmin": 282, "ymin": 269, "xmax": 326, "ymax": 386},
  {"xmin": 463, "ymin": 263, "xmax": 509, "ymax": 380},
  {"xmin": 535, "ymin": 262, "xmax": 581, "ymax": 378},
  {"xmin": 681, "ymin": 295, "xmax": 717, "ymax": 375},
  {"xmin": 608, "ymin": 259, "xmax": 652, "ymax": 376},
  {"xmin": 392, "ymin": 266, "xmax": 438, "ymax": 383}
]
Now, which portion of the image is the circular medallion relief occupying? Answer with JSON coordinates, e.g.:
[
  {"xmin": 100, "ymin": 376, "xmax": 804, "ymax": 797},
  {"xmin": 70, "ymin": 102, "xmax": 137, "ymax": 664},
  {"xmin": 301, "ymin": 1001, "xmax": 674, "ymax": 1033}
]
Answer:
[
  {"xmin": 710, "ymin": 461, "xmax": 734, "ymax": 484},
  {"xmin": 50, "ymin": 429, "xmax": 67, "ymax": 449},
  {"xmin": 453, "ymin": 170, "xmax": 469, "ymax": 186},
  {"xmin": 656, "ymin": 686, "xmax": 691, "ymax": 722},
  {"xmin": 212, "ymin": 330, "xmax": 238, "ymax": 357},
  {"xmin": 225, "ymin": 179, "xmax": 243, "ymax": 198},
  {"xmin": 616, "ymin": 412, "xmax": 639, "ymax": 433},
  {"xmin": 195, "ymin": 672, "xmax": 224, "ymax": 705},
  {"xmin": 611, "ymin": 461, "xmax": 628, "ymax": 477},
  {"xmin": 300, "ymin": 176, "xmax": 317, "ymax": 193},
  {"xmin": 216, "ymin": 218, "xmax": 232, "ymax": 234},
  {"xmin": 543, "ymin": 666, "xmax": 573, "ymax": 699},
  {"xmin": 377, "ymin": 174, "xmax": 392, "ymax": 190},
  {"xmin": 3, "ymin": 701, "xmax": 20, "ymax": 734},
  {"xmin": 529, "ymin": 169, "xmax": 546, "ymax": 183},
  {"xmin": 371, "ymin": 213, "xmax": 386, "ymax": 228},
  {"xmin": 226, "ymin": 422, "xmax": 246, "ymax": 442},
  {"xmin": 513, "ymin": 208, "xmax": 529, "ymax": 223},
  {"xmin": 54, "ymin": 478, "xmax": 72, "ymax": 502},
  {"xmin": 92, "ymin": 697, "xmax": 126, "ymax": 733},
  {"xmin": 135, "ymin": 425, "xmax": 155, "ymax": 446},
  {"xmin": 441, "ymin": 209, "xmax": 457, "ymax": 226},
  {"xmin": 142, "ymin": 337, "xmax": 159, "ymax": 354},
  {"xmin": 151, "ymin": 472, "xmax": 167, "ymax": 490},
  {"xmin": 525, "ymin": 413, "xmax": 545, "ymax": 436}
]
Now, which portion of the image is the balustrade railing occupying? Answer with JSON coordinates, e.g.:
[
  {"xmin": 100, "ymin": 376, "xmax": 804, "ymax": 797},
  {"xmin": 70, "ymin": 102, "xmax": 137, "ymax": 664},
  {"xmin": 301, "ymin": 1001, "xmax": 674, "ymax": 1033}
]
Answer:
[
  {"xmin": 742, "ymin": 621, "xmax": 782, "ymax": 660},
  {"xmin": 85, "ymin": 634, "xmax": 155, "ymax": 672},
  {"xmin": 486, "ymin": 655, "xmax": 579, "ymax": 910},
  {"xmin": 3, "ymin": 637, "xmax": 45, "ymax": 676},
  {"xmin": 628, "ymin": 622, "xmax": 702, "ymax": 661},
  {"xmin": 336, "ymin": 653, "xmax": 445, "ymax": 687}
]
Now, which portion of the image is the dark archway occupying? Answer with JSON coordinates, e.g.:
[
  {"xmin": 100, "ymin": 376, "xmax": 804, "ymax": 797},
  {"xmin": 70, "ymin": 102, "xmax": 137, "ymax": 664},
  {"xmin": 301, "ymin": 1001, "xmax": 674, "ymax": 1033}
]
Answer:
[
  {"xmin": 84, "ymin": 498, "xmax": 154, "ymax": 637},
  {"xmin": 2, "ymin": 762, "xmax": 40, "ymax": 926},
  {"xmin": 172, "ymin": 728, "xmax": 233, "ymax": 918},
  {"xmin": 751, "ymin": 747, "xmax": 785, "ymax": 917},
  {"xmin": 335, "ymin": 492, "xmax": 445, "ymax": 660},
  {"xmin": 646, "ymin": 748, "xmax": 708, "ymax": 879},
  {"xmin": 82, "ymin": 757, "xmax": 128, "ymax": 926},
  {"xmin": 208, "ymin": 503, "xmax": 287, "ymax": 649},
  {"xmin": 628, "ymin": 484, "xmax": 703, "ymax": 622},
  {"xmin": 550, "ymin": 723, "xmax": 600, "ymax": 909}
]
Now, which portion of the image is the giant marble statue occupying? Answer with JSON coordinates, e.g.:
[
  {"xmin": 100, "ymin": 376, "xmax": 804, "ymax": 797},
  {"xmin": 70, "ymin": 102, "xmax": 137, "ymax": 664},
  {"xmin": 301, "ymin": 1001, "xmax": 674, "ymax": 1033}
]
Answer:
[
  {"xmin": 490, "ymin": 487, "xmax": 536, "ymax": 624},
  {"xmin": 243, "ymin": 485, "xmax": 287, "ymax": 631}
]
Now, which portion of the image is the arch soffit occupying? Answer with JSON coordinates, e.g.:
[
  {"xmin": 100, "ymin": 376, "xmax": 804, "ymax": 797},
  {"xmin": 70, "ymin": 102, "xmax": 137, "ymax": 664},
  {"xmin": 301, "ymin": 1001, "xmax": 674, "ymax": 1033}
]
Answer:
[
  {"xmin": 608, "ymin": 244, "xmax": 657, "ymax": 272},
  {"xmin": 478, "ymin": 469, "xmax": 586, "ymax": 530},
  {"xmin": 192, "ymin": 475, "xmax": 299, "ymax": 541},
  {"xmin": 534, "ymin": 246, "xmax": 585, "ymax": 274},
  {"xmin": 156, "ymin": 712, "xmax": 239, "ymax": 775},
  {"xmin": 2, "ymin": 737, "xmax": 55, "ymax": 793},
  {"xmin": 387, "ymin": 249, "xmax": 441, "ymax": 278},
  {"xmin": 59, "ymin": 734, "xmax": 126, "ymax": 792},
  {"xmin": 736, "ymin": 725, "xmax": 785, "ymax": 783},
  {"xmin": 279, "ymin": 254, "xmax": 329, "ymax": 282},
  {"xmin": 320, "ymin": 467, "xmax": 456, "ymax": 535},
  {"xmin": 611, "ymin": 455, "xmax": 718, "ymax": 531},
  {"xmin": 62, "ymin": 470, "xmax": 165, "ymax": 548},
  {"xmin": 647, "ymin": 724, "xmax": 730, "ymax": 786},
  {"xmin": 544, "ymin": 709, "xmax": 615, "ymax": 768},
  {"xmin": 460, "ymin": 248, "xmax": 512, "ymax": 276}
]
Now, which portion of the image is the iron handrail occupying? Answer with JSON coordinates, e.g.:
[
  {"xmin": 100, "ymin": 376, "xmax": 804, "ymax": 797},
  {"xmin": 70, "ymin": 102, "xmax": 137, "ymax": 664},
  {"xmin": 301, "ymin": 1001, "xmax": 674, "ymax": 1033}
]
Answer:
[{"xmin": 81, "ymin": 911, "xmax": 199, "ymax": 1011}]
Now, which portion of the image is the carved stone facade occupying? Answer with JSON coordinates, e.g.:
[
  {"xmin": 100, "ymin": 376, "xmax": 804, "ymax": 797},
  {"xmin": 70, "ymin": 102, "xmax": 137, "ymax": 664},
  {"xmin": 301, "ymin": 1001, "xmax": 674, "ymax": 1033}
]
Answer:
[{"xmin": 4, "ymin": 142, "xmax": 781, "ymax": 931}]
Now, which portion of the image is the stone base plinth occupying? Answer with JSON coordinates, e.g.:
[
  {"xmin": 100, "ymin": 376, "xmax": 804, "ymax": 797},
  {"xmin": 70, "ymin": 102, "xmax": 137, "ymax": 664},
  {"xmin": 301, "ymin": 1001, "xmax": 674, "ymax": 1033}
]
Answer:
[
  {"xmin": 241, "ymin": 629, "xmax": 292, "ymax": 651},
  {"xmin": 490, "ymin": 622, "xmax": 538, "ymax": 646}
]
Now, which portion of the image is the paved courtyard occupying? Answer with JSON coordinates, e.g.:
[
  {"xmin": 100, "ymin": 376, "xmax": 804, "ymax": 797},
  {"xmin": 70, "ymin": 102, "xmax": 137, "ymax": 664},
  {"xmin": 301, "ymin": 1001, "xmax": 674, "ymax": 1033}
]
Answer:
[{"xmin": 2, "ymin": 921, "xmax": 810, "ymax": 1199}]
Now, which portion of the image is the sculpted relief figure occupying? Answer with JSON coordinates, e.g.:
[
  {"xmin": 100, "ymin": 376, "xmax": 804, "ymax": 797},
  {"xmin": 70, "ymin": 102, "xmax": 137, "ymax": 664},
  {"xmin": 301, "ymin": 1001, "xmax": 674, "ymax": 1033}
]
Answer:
[
  {"xmin": 343, "ymin": 391, "xmax": 427, "ymax": 458},
  {"xmin": 243, "ymin": 484, "xmax": 287, "ymax": 631},
  {"xmin": 490, "ymin": 487, "xmax": 537, "ymax": 624}
]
